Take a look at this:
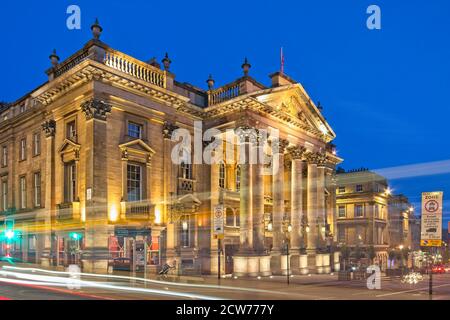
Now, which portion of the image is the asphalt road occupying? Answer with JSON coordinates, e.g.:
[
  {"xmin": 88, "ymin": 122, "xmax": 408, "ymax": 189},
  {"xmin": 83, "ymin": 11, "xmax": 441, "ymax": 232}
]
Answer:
[{"xmin": 1, "ymin": 267, "xmax": 450, "ymax": 300}]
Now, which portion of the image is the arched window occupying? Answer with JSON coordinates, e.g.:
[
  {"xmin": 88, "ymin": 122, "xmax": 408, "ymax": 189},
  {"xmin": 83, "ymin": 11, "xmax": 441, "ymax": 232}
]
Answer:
[
  {"xmin": 219, "ymin": 162, "xmax": 225, "ymax": 188},
  {"xmin": 180, "ymin": 161, "xmax": 192, "ymax": 179},
  {"xmin": 235, "ymin": 165, "xmax": 241, "ymax": 191}
]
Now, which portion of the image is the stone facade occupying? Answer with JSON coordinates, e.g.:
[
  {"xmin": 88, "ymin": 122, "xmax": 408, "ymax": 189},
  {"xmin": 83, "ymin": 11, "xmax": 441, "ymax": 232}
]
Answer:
[{"xmin": 0, "ymin": 23, "xmax": 343, "ymax": 276}]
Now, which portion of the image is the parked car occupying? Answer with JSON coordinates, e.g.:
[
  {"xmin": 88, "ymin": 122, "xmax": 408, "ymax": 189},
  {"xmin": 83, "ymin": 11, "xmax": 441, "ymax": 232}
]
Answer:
[{"xmin": 432, "ymin": 264, "xmax": 445, "ymax": 274}]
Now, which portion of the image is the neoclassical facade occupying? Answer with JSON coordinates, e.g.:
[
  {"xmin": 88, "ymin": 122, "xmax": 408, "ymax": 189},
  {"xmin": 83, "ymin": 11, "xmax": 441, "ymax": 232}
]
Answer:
[{"xmin": 0, "ymin": 20, "xmax": 342, "ymax": 276}]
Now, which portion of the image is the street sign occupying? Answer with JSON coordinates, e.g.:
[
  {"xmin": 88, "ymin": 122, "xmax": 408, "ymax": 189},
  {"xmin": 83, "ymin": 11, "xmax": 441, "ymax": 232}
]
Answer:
[
  {"xmin": 213, "ymin": 204, "xmax": 224, "ymax": 237},
  {"xmin": 420, "ymin": 191, "xmax": 443, "ymax": 247}
]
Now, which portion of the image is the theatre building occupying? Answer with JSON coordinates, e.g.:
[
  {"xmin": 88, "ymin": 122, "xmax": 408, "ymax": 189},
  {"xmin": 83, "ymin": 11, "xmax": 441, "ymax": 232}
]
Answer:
[{"xmin": 0, "ymin": 20, "xmax": 342, "ymax": 276}]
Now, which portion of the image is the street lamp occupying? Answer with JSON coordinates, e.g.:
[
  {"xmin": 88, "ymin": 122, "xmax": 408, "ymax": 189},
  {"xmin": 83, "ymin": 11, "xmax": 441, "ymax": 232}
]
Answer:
[{"xmin": 285, "ymin": 223, "xmax": 292, "ymax": 285}]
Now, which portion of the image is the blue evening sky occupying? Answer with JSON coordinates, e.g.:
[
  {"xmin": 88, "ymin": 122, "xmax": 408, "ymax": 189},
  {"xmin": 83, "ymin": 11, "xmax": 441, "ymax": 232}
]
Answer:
[{"xmin": 0, "ymin": 1, "xmax": 449, "ymax": 224}]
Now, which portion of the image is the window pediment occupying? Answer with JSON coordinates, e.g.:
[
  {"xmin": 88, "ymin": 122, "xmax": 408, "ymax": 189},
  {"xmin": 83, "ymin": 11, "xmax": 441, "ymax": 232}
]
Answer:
[
  {"xmin": 58, "ymin": 138, "xmax": 81, "ymax": 162},
  {"xmin": 119, "ymin": 139, "xmax": 155, "ymax": 164}
]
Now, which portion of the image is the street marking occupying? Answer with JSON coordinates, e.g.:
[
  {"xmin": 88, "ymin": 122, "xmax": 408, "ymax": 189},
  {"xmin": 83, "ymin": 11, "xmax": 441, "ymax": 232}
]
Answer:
[{"xmin": 376, "ymin": 283, "xmax": 450, "ymax": 297}]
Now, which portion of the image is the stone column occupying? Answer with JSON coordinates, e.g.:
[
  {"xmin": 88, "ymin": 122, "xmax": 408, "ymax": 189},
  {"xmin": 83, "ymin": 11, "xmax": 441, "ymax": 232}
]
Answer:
[
  {"xmin": 81, "ymin": 99, "xmax": 112, "ymax": 273},
  {"xmin": 41, "ymin": 119, "xmax": 56, "ymax": 266},
  {"xmin": 270, "ymin": 138, "xmax": 288, "ymax": 274},
  {"xmin": 237, "ymin": 131, "xmax": 253, "ymax": 252},
  {"xmin": 317, "ymin": 159, "xmax": 326, "ymax": 248},
  {"xmin": 252, "ymin": 135, "xmax": 265, "ymax": 254},
  {"xmin": 288, "ymin": 146, "xmax": 305, "ymax": 272},
  {"xmin": 306, "ymin": 152, "xmax": 319, "ymax": 254},
  {"xmin": 162, "ymin": 121, "xmax": 178, "ymax": 265}
]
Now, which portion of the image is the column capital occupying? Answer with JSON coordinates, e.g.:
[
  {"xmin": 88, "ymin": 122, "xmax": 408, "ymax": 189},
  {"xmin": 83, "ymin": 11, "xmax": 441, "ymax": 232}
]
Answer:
[
  {"xmin": 234, "ymin": 126, "xmax": 259, "ymax": 144},
  {"xmin": 288, "ymin": 145, "xmax": 306, "ymax": 160},
  {"xmin": 81, "ymin": 99, "xmax": 111, "ymax": 121},
  {"xmin": 271, "ymin": 138, "xmax": 289, "ymax": 154},
  {"xmin": 42, "ymin": 119, "xmax": 56, "ymax": 137},
  {"xmin": 162, "ymin": 121, "xmax": 179, "ymax": 139},
  {"xmin": 305, "ymin": 151, "xmax": 326, "ymax": 165}
]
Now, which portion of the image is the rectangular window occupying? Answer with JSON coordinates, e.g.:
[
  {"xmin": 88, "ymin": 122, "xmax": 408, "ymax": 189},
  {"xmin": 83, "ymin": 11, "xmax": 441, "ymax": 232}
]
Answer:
[
  {"xmin": 19, "ymin": 105, "xmax": 25, "ymax": 113},
  {"xmin": 128, "ymin": 122, "xmax": 142, "ymax": 139},
  {"xmin": 356, "ymin": 184, "xmax": 363, "ymax": 192},
  {"xmin": 20, "ymin": 138, "xmax": 26, "ymax": 160},
  {"xmin": 355, "ymin": 204, "xmax": 364, "ymax": 217},
  {"xmin": 2, "ymin": 180, "xmax": 7, "ymax": 211},
  {"xmin": 338, "ymin": 186, "xmax": 345, "ymax": 193},
  {"xmin": 219, "ymin": 163, "xmax": 225, "ymax": 188},
  {"xmin": 33, "ymin": 132, "xmax": 41, "ymax": 156},
  {"xmin": 375, "ymin": 204, "xmax": 380, "ymax": 218},
  {"xmin": 180, "ymin": 215, "xmax": 190, "ymax": 247},
  {"xmin": 19, "ymin": 176, "xmax": 26, "ymax": 209},
  {"xmin": 64, "ymin": 162, "xmax": 77, "ymax": 202},
  {"xmin": 127, "ymin": 164, "xmax": 142, "ymax": 201},
  {"xmin": 66, "ymin": 121, "xmax": 77, "ymax": 140},
  {"xmin": 34, "ymin": 172, "xmax": 41, "ymax": 207},
  {"xmin": 338, "ymin": 227, "xmax": 346, "ymax": 243},
  {"xmin": 180, "ymin": 162, "xmax": 192, "ymax": 180},
  {"xmin": 338, "ymin": 205, "xmax": 346, "ymax": 218},
  {"xmin": 2, "ymin": 145, "xmax": 7, "ymax": 167}
]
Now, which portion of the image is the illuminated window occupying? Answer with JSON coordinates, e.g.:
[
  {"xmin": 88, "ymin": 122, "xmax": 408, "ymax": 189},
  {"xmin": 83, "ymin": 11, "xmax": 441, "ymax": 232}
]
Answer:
[
  {"xmin": 219, "ymin": 162, "xmax": 225, "ymax": 188},
  {"xmin": 338, "ymin": 206, "xmax": 346, "ymax": 218},
  {"xmin": 127, "ymin": 163, "xmax": 142, "ymax": 201},
  {"xmin": 356, "ymin": 184, "xmax": 363, "ymax": 192},
  {"xmin": 338, "ymin": 186, "xmax": 345, "ymax": 193},
  {"xmin": 66, "ymin": 120, "xmax": 77, "ymax": 140},
  {"xmin": 34, "ymin": 172, "xmax": 41, "ymax": 207},
  {"xmin": 180, "ymin": 161, "xmax": 192, "ymax": 179},
  {"xmin": 355, "ymin": 205, "xmax": 364, "ymax": 217},
  {"xmin": 180, "ymin": 215, "xmax": 190, "ymax": 247},
  {"xmin": 235, "ymin": 165, "xmax": 241, "ymax": 191},
  {"xmin": 64, "ymin": 162, "xmax": 77, "ymax": 202},
  {"xmin": 128, "ymin": 122, "xmax": 142, "ymax": 139},
  {"xmin": 19, "ymin": 176, "xmax": 26, "ymax": 209}
]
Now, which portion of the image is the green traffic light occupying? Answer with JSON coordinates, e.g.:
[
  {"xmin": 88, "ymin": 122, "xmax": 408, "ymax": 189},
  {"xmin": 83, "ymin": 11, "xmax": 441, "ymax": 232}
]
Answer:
[
  {"xmin": 5, "ymin": 230, "xmax": 15, "ymax": 240},
  {"xmin": 69, "ymin": 232, "xmax": 81, "ymax": 240}
]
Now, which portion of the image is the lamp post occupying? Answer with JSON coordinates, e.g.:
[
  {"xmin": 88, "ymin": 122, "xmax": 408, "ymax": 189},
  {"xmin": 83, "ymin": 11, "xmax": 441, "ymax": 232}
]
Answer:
[{"xmin": 285, "ymin": 223, "xmax": 292, "ymax": 285}]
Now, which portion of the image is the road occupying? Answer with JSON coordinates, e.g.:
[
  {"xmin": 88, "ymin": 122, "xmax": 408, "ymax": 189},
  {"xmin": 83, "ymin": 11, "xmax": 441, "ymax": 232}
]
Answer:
[{"xmin": 1, "ymin": 264, "xmax": 449, "ymax": 300}]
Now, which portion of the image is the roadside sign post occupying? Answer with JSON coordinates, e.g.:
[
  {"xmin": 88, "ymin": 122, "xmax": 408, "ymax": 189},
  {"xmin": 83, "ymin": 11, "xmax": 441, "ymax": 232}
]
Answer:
[
  {"xmin": 420, "ymin": 191, "xmax": 444, "ymax": 299},
  {"xmin": 213, "ymin": 205, "xmax": 225, "ymax": 282}
]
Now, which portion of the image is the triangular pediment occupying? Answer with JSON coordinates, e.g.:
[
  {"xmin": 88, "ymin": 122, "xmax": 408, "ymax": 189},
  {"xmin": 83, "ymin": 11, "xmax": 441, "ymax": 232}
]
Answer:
[
  {"xmin": 253, "ymin": 85, "xmax": 336, "ymax": 140},
  {"xmin": 176, "ymin": 193, "xmax": 202, "ymax": 205},
  {"xmin": 58, "ymin": 138, "xmax": 81, "ymax": 153},
  {"xmin": 119, "ymin": 139, "xmax": 155, "ymax": 155}
]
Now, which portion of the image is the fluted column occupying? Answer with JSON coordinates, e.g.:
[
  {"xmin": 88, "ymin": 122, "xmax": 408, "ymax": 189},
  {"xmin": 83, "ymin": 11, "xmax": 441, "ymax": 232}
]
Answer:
[
  {"xmin": 306, "ymin": 152, "xmax": 319, "ymax": 253},
  {"xmin": 271, "ymin": 138, "xmax": 289, "ymax": 253},
  {"xmin": 252, "ymin": 134, "xmax": 265, "ymax": 254},
  {"xmin": 289, "ymin": 146, "xmax": 306, "ymax": 252},
  {"xmin": 40, "ymin": 119, "xmax": 56, "ymax": 266},
  {"xmin": 81, "ymin": 99, "xmax": 112, "ymax": 273},
  {"xmin": 317, "ymin": 155, "xmax": 326, "ymax": 248}
]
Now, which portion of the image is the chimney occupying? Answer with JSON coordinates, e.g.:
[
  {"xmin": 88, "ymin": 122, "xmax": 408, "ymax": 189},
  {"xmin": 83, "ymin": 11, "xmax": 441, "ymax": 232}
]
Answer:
[{"xmin": 269, "ymin": 71, "xmax": 297, "ymax": 87}]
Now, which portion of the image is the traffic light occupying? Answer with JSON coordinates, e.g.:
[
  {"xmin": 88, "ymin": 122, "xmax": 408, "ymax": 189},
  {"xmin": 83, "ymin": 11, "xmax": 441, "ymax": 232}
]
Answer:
[
  {"xmin": 69, "ymin": 232, "xmax": 82, "ymax": 240},
  {"xmin": 5, "ymin": 230, "xmax": 14, "ymax": 240}
]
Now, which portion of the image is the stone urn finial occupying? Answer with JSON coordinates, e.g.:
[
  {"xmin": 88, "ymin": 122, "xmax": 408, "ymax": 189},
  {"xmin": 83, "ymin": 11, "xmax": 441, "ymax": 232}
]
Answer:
[
  {"xmin": 91, "ymin": 18, "xmax": 103, "ymax": 40},
  {"xmin": 161, "ymin": 53, "xmax": 172, "ymax": 71},
  {"xmin": 206, "ymin": 74, "xmax": 215, "ymax": 90},
  {"xmin": 49, "ymin": 49, "xmax": 60, "ymax": 67},
  {"xmin": 241, "ymin": 57, "xmax": 251, "ymax": 76}
]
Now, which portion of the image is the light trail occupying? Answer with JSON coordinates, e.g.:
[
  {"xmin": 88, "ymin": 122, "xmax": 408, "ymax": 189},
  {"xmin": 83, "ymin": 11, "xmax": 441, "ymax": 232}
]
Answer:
[
  {"xmin": 0, "ymin": 268, "xmax": 222, "ymax": 300},
  {"xmin": 2, "ymin": 265, "xmax": 288, "ymax": 296}
]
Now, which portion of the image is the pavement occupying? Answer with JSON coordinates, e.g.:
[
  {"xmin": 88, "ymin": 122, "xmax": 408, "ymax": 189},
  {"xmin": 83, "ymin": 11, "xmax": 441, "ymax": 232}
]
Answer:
[{"xmin": 0, "ymin": 262, "xmax": 449, "ymax": 300}]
